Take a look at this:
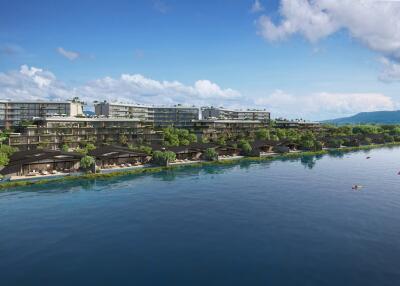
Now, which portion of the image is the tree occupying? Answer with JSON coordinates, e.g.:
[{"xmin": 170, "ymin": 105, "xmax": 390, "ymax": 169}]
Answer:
[
  {"xmin": 238, "ymin": 139, "xmax": 252, "ymax": 156},
  {"xmin": 383, "ymin": 134, "xmax": 394, "ymax": 143},
  {"xmin": 80, "ymin": 155, "xmax": 95, "ymax": 171},
  {"xmin": 217, "ymin": 136, "xmax": 226, "ymax": 146},
  {"xmin": 0, "ymin": 152, "xmax": 9, "ymax": 167},
  {"xmin": 188, "ymin": 133, "xmax": 197, "ymax": 143},
  {"xmin": 119, "ymin": 134, "xmax": 128, "ymax": 146},
  {"xmin": 204, "ymin": 148, "xmax": 218, "ymax": 161},
  {"xmin": 256, "ymin": 128, "xmax": 270, "ymax": 140},
  {"xmin": 85, "ymin": 143, "xmax": 96, "ymax": 152},
  {"xmin": 180, "ymin": 139, "xmax": 190, "ymax": 146},
  {"xmin": 0, "ymin": 145, "xmax": 17, "ymax": 157},
  {"xmin": 152, "ymin": 151, "xmax": 176, "ymax": 166},
  {"xmin": 61, "ymin": 144, "xmax": 69, "ymax": 152}
]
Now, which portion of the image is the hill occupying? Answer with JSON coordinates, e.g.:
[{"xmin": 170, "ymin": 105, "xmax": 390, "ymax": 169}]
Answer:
[{"xmin": 324, "ymin": 110, "xmax": 400, "ymax": 125}]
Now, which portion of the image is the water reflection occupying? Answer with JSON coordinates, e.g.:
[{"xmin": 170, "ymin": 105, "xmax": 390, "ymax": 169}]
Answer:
[{"xmin": 5, "ymin": 146, "xmax": 397, "ymax": 194}]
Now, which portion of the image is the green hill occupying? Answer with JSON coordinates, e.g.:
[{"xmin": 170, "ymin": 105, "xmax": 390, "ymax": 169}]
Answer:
[{"xmin": 324, "ymin": 110, "xmax": 400, "ymax": 125}]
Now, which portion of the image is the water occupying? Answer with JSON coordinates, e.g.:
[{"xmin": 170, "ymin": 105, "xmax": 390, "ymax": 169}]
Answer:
[{"xmin": 1, "ymin": 147, "xmax": 400, "ymax": 286}]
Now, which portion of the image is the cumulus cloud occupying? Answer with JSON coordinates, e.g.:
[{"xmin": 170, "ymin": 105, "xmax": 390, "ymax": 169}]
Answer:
[
  {"xmin": 251, "ymin": 0, "xmax": 264, "ymax": 13},
  {"xmin": 0, "ymin": 65, "xmax": 241, "ymax": 107},
  {"xmin": 255, "ymin": 90, "xmax": 396, "ymax": 120},
  {"xmin": 57, "ymin": 47, "xmax": 80, "ymax": 60},
  {"xmin": 256, "ymin": 0, "xmax": 400, "ymax": 59}
]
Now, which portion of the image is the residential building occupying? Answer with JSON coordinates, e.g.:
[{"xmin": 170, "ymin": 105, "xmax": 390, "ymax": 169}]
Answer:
[
  {"xmin": 7, "ymin": 117, "xmax": 163, "ymax": 150},
  {"xmin": 274, "ymin": 119, "xmax": 321, "ymax": 129},
  {"xmin": 201, "ymin": 107, "xmax": 270, "ymax": 122},
  {"xmin": 191, "ymin": 119, "xmax": 268, "ymax": 141},
  {"xmin": 0, "ymin": 98, "xmax": 84, "ymax": 129},
  {"xmin": 94, "ymin": 101, "xmax": 200, "ymax": 128}
]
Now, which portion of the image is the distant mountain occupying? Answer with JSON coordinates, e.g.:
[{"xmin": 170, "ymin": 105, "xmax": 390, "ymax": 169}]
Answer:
[{"xmin": 324, "ymin": 110, "xmax": 400, "ymax": 125}]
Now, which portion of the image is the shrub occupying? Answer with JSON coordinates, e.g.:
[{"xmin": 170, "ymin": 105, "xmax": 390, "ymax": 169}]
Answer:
[
  {"xmin": 326, "ymin": 139, "xmax": 343, "ymax": 148},
  {"xmin": 0, "ymin": 145, "xmax": 17, "ymax": 157},
  {"xmin": 0, "ymin": 152, "xmax": 9, "ymax": 167},
  {"xmin": 80, "ymin": 155, "xmax": 95, "ymax": 171},
  {"xmin": 61, "ymin": 144, "xmax": 69, "ymax": 152},
  {"xmin": 383, "ymin": 134, "xmax": 394, "ymax": 143},
  {"xmin": 238, "ymin": 139, "xmax": 252, "ymax": 156},
  {"xmin": 256, "ymin": 128, "xmax": 270, "ymax": 140},
  {"xmin": 204, "ymin": 148, "xmax": 218, "ymax": 161},
  {"xmin": 152, "ymin": 151, "xmax": 176, "ymax": 166},
  {"xmin": 84, "ymin": 143, "xmax": 96, "ymax": 152}
]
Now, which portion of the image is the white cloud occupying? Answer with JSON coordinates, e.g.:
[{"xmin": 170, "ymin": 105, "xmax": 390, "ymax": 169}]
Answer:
[
  {"xmin": 0, "ymin": 65, "xmax": 241, "ymax": 107},
  {"xmin": 255, "ymin": 90, "xmax": 396, "ymax": 120},
  {"xmin": 251, "ymin": 0, "xmax": 264, "ymax": 13},
  {"xmin": 57, "ymin": 47, "xmax": 80, "ymax": 60},
  {"xmin": 379, "ymin": 57, "xmax": 400, "ymax": 82},
  {"xmin": 256, "ymin": 0, "xmax": 400, "ymax": 59}
]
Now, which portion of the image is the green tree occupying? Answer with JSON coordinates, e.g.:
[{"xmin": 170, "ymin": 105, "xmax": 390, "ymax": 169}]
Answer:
[
  {"xmin": 0, "ymin": 152, "xmax": 9, "ymax": 167},
  {"xmin": 80, "ymin": 155, "xmax": 95, "ymax": 171},
  {"xmin": 188, "ymin": 133, "xmax": 197, "ymax": 143},
  {"xmin": 61, "ymin": 144, "xmax": 69, "ymax": 152},
  {"xmin": 180, "ymin": 139, "xmax": 190, "ymax": 146},
  {"xmin": 119, "ymin": 134, "xmax": 128, "ymax": 146},
  {"xmin": 256, "ymin": 128, "xmax": 270, "ymax": 140},
  {"xmin": 238, "ymin": 139, "xmax": 252, "ymax": 156},
  {"xmin": 84, "ymin": 143, "xmax": 96, "ymax": 152},
  {"xmin": 152, "ymin": 151, "xmax": 176, "ymax": 166},
  {"xmin": 204, "ymin": 148, "xmax": 218, "ymax": 161}
]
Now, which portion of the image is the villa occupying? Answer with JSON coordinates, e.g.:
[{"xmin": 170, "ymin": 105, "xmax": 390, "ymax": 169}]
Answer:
[
  {"xmin": 0, "ymin": 149, "xmax": 84, "ymax": 179},
  {"xmin": 88, "ymin": 146, "xmax": 151, "ymax": 169}
]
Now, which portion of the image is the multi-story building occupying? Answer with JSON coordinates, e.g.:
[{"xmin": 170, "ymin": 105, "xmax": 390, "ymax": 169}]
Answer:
[
  {"xmin": 274, "ymin": 119, "xmax": 321, "ymax": 129},
  {"xmin": 94, "ymin": 101, "xmax": 200, "ymax": 128},
  {"xmin": 201, "ymin": 107, "xmax": 270, "ymax": 122},
  {"xmin": 0, "ymin": 98, "xmax": 84, "ymax": 129},
  {"xmin": 7, "ymin": 117, "xmax": 163, "ymax": 150},
  {"xmin": 191, "ymin": 119, "xmax": 268, "ymax": 141}
]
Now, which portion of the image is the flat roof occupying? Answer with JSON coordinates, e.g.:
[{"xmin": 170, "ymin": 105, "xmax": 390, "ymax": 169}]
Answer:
[
  {"xmin": 193, "ymin": 119, "xmax": 264, "ymax": 124},
  {"xmin": 34, "ymin": 116, "xmax": 141, "ymax": 122},
  {"xmin": 97, "ymin": 102, "xmax": 199, "ymax": 109},
  {"xmin": 202, "ymin": 107, "xmax": 269, "ymax": 113}
]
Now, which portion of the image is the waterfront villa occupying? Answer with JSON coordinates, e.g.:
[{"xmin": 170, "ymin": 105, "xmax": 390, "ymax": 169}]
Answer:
[
  {"xmin": 88, "ymin": 146, "xmax": 151, "ymax": 169},
  {"xmin": 0, "ymin": 149, "xmax": 84, "ymax": 179}
]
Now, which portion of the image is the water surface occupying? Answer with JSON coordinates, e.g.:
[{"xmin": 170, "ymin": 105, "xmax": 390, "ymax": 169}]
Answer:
[{"xmin": 1, "ymin": 147, "xmax": 400, "ymax": 285}]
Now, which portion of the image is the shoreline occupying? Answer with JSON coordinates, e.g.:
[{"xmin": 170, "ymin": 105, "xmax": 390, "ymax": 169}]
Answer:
[{"xmin": 1, "ymin": 142, "xmax": 399, "ymax": 190}]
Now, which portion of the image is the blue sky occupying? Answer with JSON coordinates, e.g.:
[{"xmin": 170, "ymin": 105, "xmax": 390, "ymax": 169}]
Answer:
[{"xmin": 1, "ymin": 0, "xmax": 400, "ymax": 120}]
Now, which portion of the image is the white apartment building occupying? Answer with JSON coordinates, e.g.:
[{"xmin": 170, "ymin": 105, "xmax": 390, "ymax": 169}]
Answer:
[
  {"xmin": 0, "ymin": 98, "xmax": 84, "ymax": 129},
  {"xmin": 201, "ymin": 107, "xmax": 270, "ymax": 122}
]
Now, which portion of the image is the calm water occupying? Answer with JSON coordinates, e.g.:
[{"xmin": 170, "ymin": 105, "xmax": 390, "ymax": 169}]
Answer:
[{"xmin": 1, "ymin": 147, "xmax": 400, "ymax": 286}]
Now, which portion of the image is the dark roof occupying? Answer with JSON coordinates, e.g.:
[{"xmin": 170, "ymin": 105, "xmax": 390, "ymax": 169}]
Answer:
[
  {"xmin": 1, "ymin": 149, "xmax": 84, "ymax": 176},
  {"xmin": 88, "ymin": 146, "xmax": 147, "ymax": 159},
  {"xmin": 250, "ymin": 140, "xmax": 274, "ymax": 149},
  {"xmin": 187, "ymin": 142, "xmax": 219, "ymax": 150}
]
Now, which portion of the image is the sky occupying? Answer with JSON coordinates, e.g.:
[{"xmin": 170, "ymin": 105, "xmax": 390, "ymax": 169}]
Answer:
[{"xmin": 1, "ymin": 0, "xmax": 400, "ymax": 120}]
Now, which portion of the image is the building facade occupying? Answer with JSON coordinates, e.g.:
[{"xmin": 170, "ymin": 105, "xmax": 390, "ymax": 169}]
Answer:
[
  {"xmin": 191, "ymin": 119, "xmax": 268, "ymax": 141},
  {"xmin": 201, "ymin": 107, "xmax": 270, "ymax": 122},
  {"xmin": 0, "ymin": 98, "xmax": 84, "ymax": 129},
  {"xmin": 8, "ymin": 117, "xmax": 163, "ymax": 150},
  {"xmin": 94, "ymin": 101, "xmax": 200, "ymax": 128}
]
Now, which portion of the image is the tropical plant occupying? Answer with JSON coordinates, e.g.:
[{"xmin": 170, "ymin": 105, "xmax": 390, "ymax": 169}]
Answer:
[
  {"xmin": 61, "ymin": 144, "xmax": 69, "ymax": 152},
  {"xmin": 152, "ymin": 151, "xmax": 176, "ymax": 166},
  {"xmin": 256, "ymin": 128, "xmax": 270, "ymax": 140},
  {"xmin": 204, "ymin": 148, "xmax": 218, "ymax": 161},
  {"xmin": 0, "ymin": 152, "xmax": 9, "ymax": 167},
  {"xmin": 80, "ymin": 155, "xmax": 95, "ymax": 171}
]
